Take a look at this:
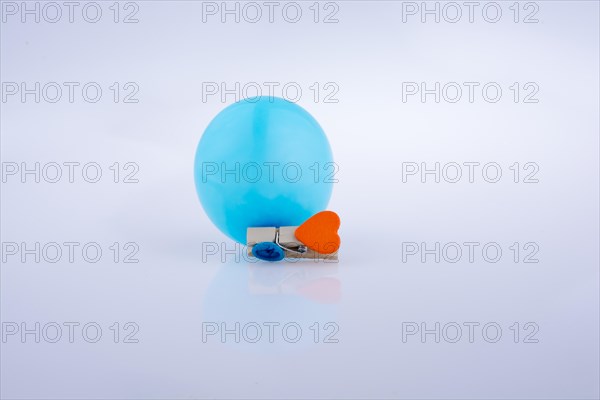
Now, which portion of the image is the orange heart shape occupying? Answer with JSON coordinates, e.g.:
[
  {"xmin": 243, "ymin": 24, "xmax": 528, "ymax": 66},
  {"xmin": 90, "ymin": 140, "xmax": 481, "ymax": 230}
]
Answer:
[{"xmin": 295, "ymin": 211, "xmax": 340, "ymax": 254}]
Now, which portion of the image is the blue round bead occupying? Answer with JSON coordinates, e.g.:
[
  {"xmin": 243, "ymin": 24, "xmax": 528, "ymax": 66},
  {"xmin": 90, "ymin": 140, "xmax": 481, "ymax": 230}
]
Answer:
[{"xmin": 251, "ymin": 242, "xmax": 285, "ymax": 262}]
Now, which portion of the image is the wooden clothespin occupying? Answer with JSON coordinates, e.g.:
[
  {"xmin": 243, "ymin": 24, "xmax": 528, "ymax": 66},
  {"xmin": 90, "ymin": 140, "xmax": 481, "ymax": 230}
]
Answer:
[{"xmin": 247, "ymin": 211, "xmax": 340, "ymax": 261}]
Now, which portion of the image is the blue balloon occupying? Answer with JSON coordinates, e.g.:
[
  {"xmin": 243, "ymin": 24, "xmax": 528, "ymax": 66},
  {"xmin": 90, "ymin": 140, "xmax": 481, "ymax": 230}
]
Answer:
[{"xmin": 194, "ymin": 97, "xmax": 334, "ymax": 244}]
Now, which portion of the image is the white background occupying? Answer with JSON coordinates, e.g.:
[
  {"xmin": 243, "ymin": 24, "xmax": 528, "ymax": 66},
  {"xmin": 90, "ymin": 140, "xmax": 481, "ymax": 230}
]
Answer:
[{"xmin": 1, "ymin": 1, "xmax": 599, "ymax": 399}]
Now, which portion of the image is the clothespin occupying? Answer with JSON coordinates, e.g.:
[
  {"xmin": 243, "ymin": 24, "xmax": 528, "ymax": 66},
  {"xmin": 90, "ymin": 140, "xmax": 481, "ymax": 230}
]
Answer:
[{"xmin": 247, "ymin": 211, "xmax": 340, "ymax": 261}]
